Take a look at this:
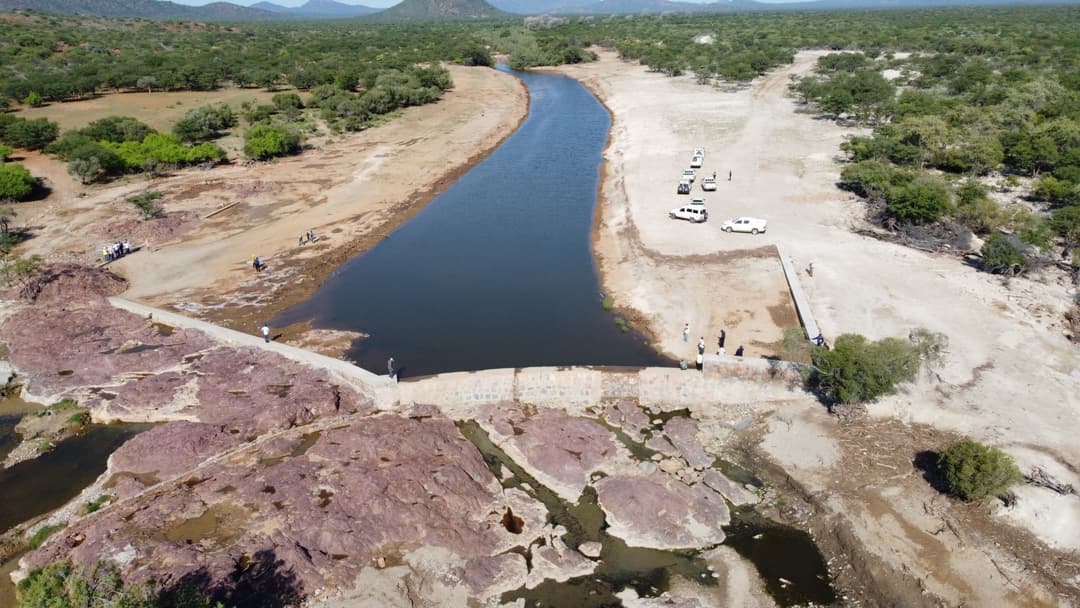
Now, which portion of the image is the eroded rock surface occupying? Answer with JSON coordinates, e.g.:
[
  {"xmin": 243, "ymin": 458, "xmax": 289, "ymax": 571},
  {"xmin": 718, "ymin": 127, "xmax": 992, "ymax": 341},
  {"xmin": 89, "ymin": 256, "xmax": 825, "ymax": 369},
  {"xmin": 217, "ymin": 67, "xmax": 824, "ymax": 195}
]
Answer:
[
  {"xmin": 23, "ymin": 413, "xmax": 544, "ymax": 603},
  {"xmin": 595, "ymin": 473, "xmax": 729, "ymax": 550},
  {"xmin": 477, "ymin": 402, "xmax": 634, "ymax": 501}
]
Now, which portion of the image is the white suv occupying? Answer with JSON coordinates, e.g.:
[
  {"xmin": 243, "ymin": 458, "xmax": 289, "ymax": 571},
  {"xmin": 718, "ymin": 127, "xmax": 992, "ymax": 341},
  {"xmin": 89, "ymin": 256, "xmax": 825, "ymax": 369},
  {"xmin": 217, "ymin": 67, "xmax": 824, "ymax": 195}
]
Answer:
[
  {"xmin": 681, "ymin": 168, "xmax": 696, "ymax": 183},
  {"xmin": 670, "ymin": 205, "xmax": 708, "ymax": 223},
  {"xmin": 721, "ymin": 216, "xmax": 767, "ymax": 234}
]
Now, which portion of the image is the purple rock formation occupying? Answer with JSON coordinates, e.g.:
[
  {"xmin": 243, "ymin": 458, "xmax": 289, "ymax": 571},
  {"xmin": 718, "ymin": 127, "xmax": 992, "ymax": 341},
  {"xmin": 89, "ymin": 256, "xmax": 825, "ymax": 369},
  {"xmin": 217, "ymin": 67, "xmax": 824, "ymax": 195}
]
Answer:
[
  {"xmin": 2, "ymin": 299, "xmax": 215, "ymax": 398},
  {"xmin": 603, "ymin": 399, "xmax": 651, "ymax": 439},
  {"xmin": 108, "ymin": 422, "xmax": 244, "ymax": 497},
  {"xmin": 595, "ymin": 473, "xmax": 729, "ymax": 550},
  {"xmin": 481, "ymin": 403, "xmax": 622, "ymax": 500},
  {"xmin": 24, "ymin": 413, "xmax": 535, "ymax": 602},
  {"xmin": 663, "ymin": 417, "xmax": 714, "ymax": 469}
]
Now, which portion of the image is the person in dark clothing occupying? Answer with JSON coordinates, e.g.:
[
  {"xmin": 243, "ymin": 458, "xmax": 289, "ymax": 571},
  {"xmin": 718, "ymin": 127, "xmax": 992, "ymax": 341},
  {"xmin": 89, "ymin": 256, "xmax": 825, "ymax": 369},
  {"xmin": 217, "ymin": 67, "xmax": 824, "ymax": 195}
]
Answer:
[
  {"xmin": 735, "ymin": 345, "xmax": 744, "ymax": 357},
  {"xmin": 718, "ymin": 330, "xmax": 726, "ymax": 349}
]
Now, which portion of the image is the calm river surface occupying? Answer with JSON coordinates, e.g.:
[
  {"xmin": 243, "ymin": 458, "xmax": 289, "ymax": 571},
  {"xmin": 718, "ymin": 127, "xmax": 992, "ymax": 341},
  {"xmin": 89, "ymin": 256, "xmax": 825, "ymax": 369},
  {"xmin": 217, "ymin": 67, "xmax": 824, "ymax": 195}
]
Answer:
[{"xmin": 274, "ymin": 67, "xmax": 668, "ymax": 377}]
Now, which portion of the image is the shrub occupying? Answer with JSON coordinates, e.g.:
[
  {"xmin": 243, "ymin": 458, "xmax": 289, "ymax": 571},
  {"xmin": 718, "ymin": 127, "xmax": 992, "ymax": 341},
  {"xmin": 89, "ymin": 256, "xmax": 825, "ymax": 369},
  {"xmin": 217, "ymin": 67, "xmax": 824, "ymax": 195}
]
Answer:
[
  {"xmin": 886, "ymin": 174, "xmax": 951, "ymax": 225},
  {"xmin": 938, "ymin": 439, "xmax": 1021, "ymax": 500},
  {"xmin": 23, "ymin": 91, "xmax": 44, "ymax": 107},
  {"xmin": 981, "ymin": 233, "xmax": 1026, "ymax": 275},
  {"xmin": 808, "ymin": 333, "xmax": 921, "ymax": 404},
  {"xmin": 243, "ymin": 124, "xmax": 301, "ymax": 160},
  {"xmin": 0, "ymin": 162, "xmax": 38, "ymax": 200},
  {"xmin": 0, "ymin": 117, "xmax": 59, "ymax": 150},
  {"xmin": 0, "ymin": 143, "xmax": 12, "ymax": 160},
  {"xmin": 128, "ymin": 190, "xmax": 163, "ymax": 220},
  {"xmin": 172, "ymin": 103, "xmax": 238, "ymax": 143},
  {"xmin": 26, "ymin": 524, "xmax": 63, "ymax": 550},
  {"xmin": 67, "ymin": 142, "xmax": 125, "ymax": 184}
]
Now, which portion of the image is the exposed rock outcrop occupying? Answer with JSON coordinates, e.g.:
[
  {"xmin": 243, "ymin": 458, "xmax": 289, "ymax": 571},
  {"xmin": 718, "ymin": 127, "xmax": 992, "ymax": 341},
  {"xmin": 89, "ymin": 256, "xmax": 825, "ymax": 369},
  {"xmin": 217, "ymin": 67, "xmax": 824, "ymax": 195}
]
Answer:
[
  {"xmin": 21, "ymin": 412, "xmax": 545, "ymax": 603},
  {"xmin": 595, "ymin": 473, "xmax": 729, "ymax": 550}
]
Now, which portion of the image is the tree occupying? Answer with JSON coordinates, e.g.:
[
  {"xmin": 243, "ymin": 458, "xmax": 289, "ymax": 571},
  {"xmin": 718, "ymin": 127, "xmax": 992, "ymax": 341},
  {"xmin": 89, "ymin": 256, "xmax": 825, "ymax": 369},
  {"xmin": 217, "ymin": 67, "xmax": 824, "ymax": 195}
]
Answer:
[
  {"xmin": 938, "ymin": 439, "xmax": 1021, "ymax": 501},
  {"xmin": 0, "ymin": 163, "xmax": 38, "ymax": 200},
  {"xmin": 172, "ymin": 104, "xmax": 238, "ymax": 143},
  {"xmin": 136, "ymin": 76, "xmax": 158, "ymax": 93},
  {"xmin": 1, "ymin": 118, "xmax": 59, "ymax": 150},
  {"xmin": 462, "ymin": 45, "xmax": 494, "ymax": 67},
  {"xmin": 16, "ymin": 562, "xmax": 154, "ymax": 608},
  {"xmin": 243, "ymin": 124, "xmax": 301, "ymax": 160},
  {"xmin": 23, "ymin": 91, "xmax": 44, "ymax": 107},
  {"xmin": 807, "ymin": 333, "xmax": 921, "ymax": 405},
  {"xmin": 127, "ymin": 190, "xmax": 163, "ymax": 220},
  {"xmin": 66, "ymin": 143, "xmax": 125, "ymax": 184},
  {"xmin": 0, "ymin": 143, "xmax": 12, "ymax": 160}
]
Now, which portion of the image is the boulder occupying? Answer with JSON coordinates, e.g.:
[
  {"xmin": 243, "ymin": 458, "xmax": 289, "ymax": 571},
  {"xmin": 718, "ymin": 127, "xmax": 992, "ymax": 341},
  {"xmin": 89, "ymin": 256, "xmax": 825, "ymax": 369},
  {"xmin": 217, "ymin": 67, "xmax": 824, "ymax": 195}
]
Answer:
[
  {"xmin": 702, "ymin": 470, "xmax": 761, "ymax": 506},
  {"xmin": 663, "ymin": 417, "xmax": 714, "ymax": 469},
  {"xmin": 595, "ymin": 473, "xmax": 728, "ymax": 550}
]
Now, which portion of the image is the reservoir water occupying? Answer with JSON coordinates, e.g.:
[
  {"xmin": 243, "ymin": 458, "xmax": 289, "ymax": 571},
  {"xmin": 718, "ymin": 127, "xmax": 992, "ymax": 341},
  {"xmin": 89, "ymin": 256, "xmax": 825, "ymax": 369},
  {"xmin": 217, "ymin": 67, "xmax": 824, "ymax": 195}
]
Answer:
[{"xmin": 274, "ymin": 67, "xmax": 668, "ymax": 377}]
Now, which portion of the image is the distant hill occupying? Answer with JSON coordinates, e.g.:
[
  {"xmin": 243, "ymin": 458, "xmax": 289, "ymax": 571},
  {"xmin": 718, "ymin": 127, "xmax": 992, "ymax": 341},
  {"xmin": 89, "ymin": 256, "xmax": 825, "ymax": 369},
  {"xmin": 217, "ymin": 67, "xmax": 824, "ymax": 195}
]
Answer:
[
  {"xmin": 374, "ymin": 0, "xmax": 508, "ymax": 20},
  {"xmin": 251, "ymin": 0, "xmax": 379, "ymax": 17},
  {"xmin": 489, "ymin": 0, "xmax": 1074, "ymax": 14},
  {"xmin": 0, "ymin": 0, "xmax": 282, "ymax": 20}
]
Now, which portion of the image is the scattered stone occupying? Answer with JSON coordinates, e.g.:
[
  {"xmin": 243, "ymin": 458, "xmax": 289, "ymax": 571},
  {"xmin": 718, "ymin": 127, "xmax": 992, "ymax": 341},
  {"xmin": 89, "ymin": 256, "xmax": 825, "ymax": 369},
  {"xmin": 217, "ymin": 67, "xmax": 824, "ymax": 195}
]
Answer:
[
  {"xmin": 659, "ymin": 458, "xmax": 685, "ymax": 475},
  {"xmin": 578, "ymin": 541, "xmax": 602, "ymax": 558},
  {"xmin": 702, "ymin": 470, "xmax": 761, "ymax": 506},
  {"xmin": 638, "ymin": 461, "xmax": 657, "ymax": 475}
]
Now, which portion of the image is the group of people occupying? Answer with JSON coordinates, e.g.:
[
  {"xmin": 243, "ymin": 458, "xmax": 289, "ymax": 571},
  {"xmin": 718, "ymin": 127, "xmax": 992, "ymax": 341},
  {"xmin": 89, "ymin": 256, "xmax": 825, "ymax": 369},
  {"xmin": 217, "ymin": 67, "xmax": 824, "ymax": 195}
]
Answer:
[
  {"xmin": 684, "ymin": 324, "xmax": 744, "ymax": 370},
  {"xmin": 298, "ymin": 230, "xmax": 318, "ymax": 246},
  {"xmin": 102, "ymin": 241, "xmax": 132, "ymax": 262}
]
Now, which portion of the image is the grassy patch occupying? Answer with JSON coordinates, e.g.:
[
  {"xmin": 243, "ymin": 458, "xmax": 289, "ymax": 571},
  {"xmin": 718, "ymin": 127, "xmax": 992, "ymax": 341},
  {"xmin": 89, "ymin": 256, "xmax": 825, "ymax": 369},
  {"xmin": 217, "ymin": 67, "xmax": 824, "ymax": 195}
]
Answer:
[
  {"xmin": 601, "ymin": 296, "xmax": 614, "ymax": 311},
  {"xmin": 36, "ymin": 439, "xmax": 56, "ymax": 453},
  {"xmin": 83, "ymin": 495, "xmax": 113, "ymax": 514},
  {"xmin": 40, "ymin": 399, "xmax": 78, "ymax": 416},
  {"xmin": 66, "ymin": 411, "xmax": 91, "ymax": 427},
  {"xmin": 613, "ymin": 317, "xmax": 629, "ymax": 333},
  {"xmin": 27, "ymin": 524, "xmax": 64, "ymax": 549}
]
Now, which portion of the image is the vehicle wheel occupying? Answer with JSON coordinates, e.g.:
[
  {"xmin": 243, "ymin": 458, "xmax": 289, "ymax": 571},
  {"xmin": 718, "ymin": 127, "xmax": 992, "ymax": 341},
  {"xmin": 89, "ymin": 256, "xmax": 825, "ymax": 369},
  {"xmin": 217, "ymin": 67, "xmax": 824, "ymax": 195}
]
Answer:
[
  {"xmin": 725, "ymin": 227, "xmax": 733, "ymax": 233},
  {"xmin": 669, "ymin": 213, "xmax": 676, "ymax": 219},
  {"xmin": 751, "ymin": 228, "xmax": 759, "ymax": 234}
]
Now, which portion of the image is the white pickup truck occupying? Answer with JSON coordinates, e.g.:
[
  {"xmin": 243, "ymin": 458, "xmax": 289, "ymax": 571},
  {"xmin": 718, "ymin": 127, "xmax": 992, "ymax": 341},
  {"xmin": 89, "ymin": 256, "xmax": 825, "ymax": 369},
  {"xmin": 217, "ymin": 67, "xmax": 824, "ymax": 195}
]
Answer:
[
  {"xmin": 721, "ymin": 216, "xmax": 767, "ymax": 234},
  {"xmin": 701, "ymin": 176, "xmax": 717, "ymax": 191}
]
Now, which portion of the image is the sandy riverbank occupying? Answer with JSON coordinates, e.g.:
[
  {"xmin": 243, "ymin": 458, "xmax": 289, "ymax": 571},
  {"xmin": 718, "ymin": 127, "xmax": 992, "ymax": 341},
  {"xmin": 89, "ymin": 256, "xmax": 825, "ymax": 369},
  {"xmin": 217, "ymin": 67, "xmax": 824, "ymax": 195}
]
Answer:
[
  {"xmin": 552, "ymin": 50, "xmax": 1080, "ymax": 605},
  {"xmin": 14, "ymin": 65, "xmax": 528, "ymax": 346}
]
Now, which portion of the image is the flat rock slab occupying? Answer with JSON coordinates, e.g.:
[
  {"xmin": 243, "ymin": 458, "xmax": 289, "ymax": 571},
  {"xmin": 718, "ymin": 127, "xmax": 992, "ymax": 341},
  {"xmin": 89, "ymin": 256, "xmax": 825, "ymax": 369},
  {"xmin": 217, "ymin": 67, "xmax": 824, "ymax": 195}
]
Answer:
[
  {"xmin": 23, "ymin": 413, "xmax": 544, "ymax": 603},
  {"xmin": 477, "ymin": 402, "xmax": 633, "ymax": 501},
  {"xmin": 595, "ymin": 473, "xmax": 729, "ymax": 550}
]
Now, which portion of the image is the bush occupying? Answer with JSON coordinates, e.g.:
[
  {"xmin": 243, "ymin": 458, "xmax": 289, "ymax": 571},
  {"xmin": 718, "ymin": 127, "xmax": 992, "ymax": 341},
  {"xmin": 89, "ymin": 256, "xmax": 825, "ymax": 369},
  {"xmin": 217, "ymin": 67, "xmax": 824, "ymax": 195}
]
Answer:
[
  {"xmin": 938, "ymin": 439, "xmax": 1021, "ymax": 500},
  {"xmin": 886, "ymin": 174, "xmax": 951, "ymax": 225},
  {"xmin": 0, "ymin": 116, "xmax": 59, "ymax": 150},
  {"xmin": 243, "ymin": 124, "xmax": 301, "ymax": 160},
  {"xmin": 128, "ymin": 190, "xmax": 163, "ymax": 220},
  {"xmin": 67, "ymin": 143, "xmax": 125, "ymax": 184},
  {"xmin": 23, "ymin": 91, "xmax": 44, "ymax": 107},
  {"xmin": 79, "ymin": 116, "xmax": 155, "ymax": 144},
  {"xmin": 0, "ymin": 143, "xmax": 12, "ymax": 160},
  {"xmin": 981, "ymin": 233, "xmax": 1026, "ymax": 276},
  {"xmin": 172, "ymin": 103, "xmax": 238, "ymax": 143},
  {"xmin": 0, "ymin": 162, "xmax": 38, "ymax": 200},
  {"xmin": 26, "ymin": 524, "xmax": 64, "ymax": 550},
  {"xmin": 808, "ymin": 333, "xmax": 921, "ymax": 404}
]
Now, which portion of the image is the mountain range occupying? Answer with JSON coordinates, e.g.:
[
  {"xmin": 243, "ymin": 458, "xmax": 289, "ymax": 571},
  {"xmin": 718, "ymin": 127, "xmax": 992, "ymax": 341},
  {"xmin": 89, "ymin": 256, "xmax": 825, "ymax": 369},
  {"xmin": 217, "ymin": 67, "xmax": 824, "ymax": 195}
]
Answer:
[{"xmin": 0, "ymin": 0, "xmax": 1072, "ymax": 21}]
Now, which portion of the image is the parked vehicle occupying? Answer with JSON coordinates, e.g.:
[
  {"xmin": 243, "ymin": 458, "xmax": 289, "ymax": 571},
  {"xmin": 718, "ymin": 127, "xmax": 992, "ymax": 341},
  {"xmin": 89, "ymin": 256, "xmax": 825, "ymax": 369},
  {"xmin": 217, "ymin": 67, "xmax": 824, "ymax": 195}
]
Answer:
[
  {"xmin": 701, "ymin": 177, "xmax": 717, "ymax": 191},
  {"xmin": 682, "ymin": 168, "xmax": 696, "ymax": 182},
  {"xmin": 690, "ymin": 197, "xmax": 705, "ymax": 206},
  {"xmin": 721, "ymin": 217, "xmax": 767, "ymax": 234},
  {"xmin": 690, "ymin": 151, "xmax": 704, "ymax": 168},
  {"xmin": 670, "ymin": 205, "xmax": 708, "ymax": 223},
  {"xmin": 677, "ymin": 180, "xmax": 692, "ymax": 194}
]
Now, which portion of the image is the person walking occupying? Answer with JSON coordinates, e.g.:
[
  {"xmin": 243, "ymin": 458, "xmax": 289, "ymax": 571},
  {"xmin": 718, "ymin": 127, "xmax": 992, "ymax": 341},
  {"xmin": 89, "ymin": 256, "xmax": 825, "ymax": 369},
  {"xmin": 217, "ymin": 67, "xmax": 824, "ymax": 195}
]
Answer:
[
  {"xmin": 695, "ymin": 352, "xmax": 704, "ymax": 371},
  {"xmin": 718, "ymin": 329, "xmax": 726, "ymax": 350},
  {"xmin": 261, "ymin": 324, "xmax": 270, "ymax": 343},
  {"xmin": 698, "ymin": 337, "xmax": 706, "ymax": 355},
  {"xmin": 299, "ymin": 234, "xmax": 305, "ymax": 246},
  {"xmin": 735, "ymin": 345, "xmax": 744, "ymax": 357},
  {"xmin": 387, "ymin": 357, "xmax": 396, "ymax": 381},
  {"xmin": 806, "ymin": 261, "xmax": 815, "ymax": 277},
  {"xmin": 683, "ymin": 323, "xmax": 690, "ymax": 343},
  {"xmin": 728, "ymin": 170, "xmax": 732, "ymax": 181}
]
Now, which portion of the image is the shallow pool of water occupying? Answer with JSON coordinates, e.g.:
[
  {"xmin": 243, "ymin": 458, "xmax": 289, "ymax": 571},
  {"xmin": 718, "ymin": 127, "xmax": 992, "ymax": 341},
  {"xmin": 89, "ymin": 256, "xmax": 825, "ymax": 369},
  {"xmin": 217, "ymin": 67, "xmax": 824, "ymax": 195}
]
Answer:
[
  {"xmin": 274, "ymin": 67, "xmax": 668, "ymax": 378},
  {"xmin": 0, "ymin": 420, "xmax": 150, "ymax": 534}
]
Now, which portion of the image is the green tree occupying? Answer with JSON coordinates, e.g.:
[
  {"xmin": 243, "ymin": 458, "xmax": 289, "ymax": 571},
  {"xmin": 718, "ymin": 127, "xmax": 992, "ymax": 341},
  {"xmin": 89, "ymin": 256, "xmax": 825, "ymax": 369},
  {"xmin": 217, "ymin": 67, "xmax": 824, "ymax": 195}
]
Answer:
[
  {"xmin": 938, "ymin": 439, "xmax": 1022, "ymax": 501},
  {"xmin": 0, "ymin": 162, "xmax": 38, "ymax": 200},
  {"xmin": 243, "ymin": 124, "xmax": 301, "ymax": 160},
  {"xmin": 0, "ymin": 143, "xmax": 12, "ymax": 160},
  {"xmin": 16, "ymin": 562, "xmax": 154, "ymax": 608},
  {"xmin": 808, "ymin": 333, "xmax": 921, "ymax": 405},
  {"xmin": 1, "ymin": 117, "xmax": 59, "ymax": 150},
  {"xmin": 127, "ymin": 190, "xmax": 163, "ymax": 220},
  {"xmin": 23, "ymin": 91, "xmax": 44, "ymax": 107},
  {"xmin": 172, "ymin": 104, "xmax": 238, "ymax": 143}
]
